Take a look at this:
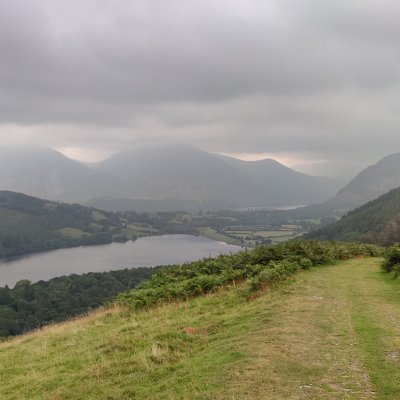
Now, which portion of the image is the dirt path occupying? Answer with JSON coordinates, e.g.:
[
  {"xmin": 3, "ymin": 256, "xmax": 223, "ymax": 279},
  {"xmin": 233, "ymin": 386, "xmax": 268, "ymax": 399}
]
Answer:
[{"xmin": 223, "ymin": 258, "xmax": 400, "ymax": 400}]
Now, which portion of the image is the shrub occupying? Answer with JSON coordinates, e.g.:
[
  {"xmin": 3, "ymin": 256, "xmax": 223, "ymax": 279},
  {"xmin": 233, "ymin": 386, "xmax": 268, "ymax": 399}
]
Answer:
[
  {"xmin": 382, "ymin": 243, "xmax": 400, "ymax": 272},
  {"xmin": 117, "ymin": 240, "xmax": 381, "ymax": 310}
]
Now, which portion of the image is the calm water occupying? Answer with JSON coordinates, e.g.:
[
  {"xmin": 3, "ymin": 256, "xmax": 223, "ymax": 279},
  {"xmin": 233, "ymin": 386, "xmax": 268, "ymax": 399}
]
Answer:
[{"xmin": 0, "ymin": 235, "xmax": 242, "ymax": 288}]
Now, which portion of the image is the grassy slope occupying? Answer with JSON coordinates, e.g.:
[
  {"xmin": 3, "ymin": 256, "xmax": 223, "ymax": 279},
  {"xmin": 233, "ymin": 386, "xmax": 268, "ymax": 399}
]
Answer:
[
  {"xmin": 2, "ymin": 258, "xmax": 400, "ymax": 399},
  {"xmin": 306, "ymin": 187, "xmax": 400, "ymax": 245}
]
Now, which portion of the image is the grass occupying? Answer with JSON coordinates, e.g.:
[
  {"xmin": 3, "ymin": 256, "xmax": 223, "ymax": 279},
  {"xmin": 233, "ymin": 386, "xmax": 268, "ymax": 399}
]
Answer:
[
  {"xmin": 0, "ymin": 290, "xmax": 264, "ymax": 399},
  {"xmin": 58, "ymin": 227, "xmax": 86, "ymax": 239},
  {"xmin": 127, "ymin": 223, "xmax": 155, "ymax": 233},
  {"xmin": 350, "ymin": 269, "xmax": 400, "ymax": 399},
  {"xmin": 2, "ymin": 257, "xmax": 400, "ymax": 399},
  {"xmin": 196, "ymin": 227, "xmax": 239, "ymax": 245},
  {"xmin": 223, "ymin": 228, "xmax": 301, "ymax": 245},
  {"xmin": 91, "ymin": 211, "xmax": 106, "ymax": 222}
]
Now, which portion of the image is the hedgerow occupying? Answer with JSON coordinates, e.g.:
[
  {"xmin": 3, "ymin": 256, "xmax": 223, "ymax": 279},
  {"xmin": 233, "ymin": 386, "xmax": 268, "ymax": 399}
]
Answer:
[{"xmin": 117, "ymin": 241, "xmax": 382, "ymax": 309}]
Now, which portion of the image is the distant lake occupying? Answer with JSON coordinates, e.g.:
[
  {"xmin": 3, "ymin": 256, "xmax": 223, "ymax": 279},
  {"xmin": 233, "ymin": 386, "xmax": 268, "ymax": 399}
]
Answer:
[{"xmin": 0, "ymin": 235, "xmax": 242, "ymax": 288}]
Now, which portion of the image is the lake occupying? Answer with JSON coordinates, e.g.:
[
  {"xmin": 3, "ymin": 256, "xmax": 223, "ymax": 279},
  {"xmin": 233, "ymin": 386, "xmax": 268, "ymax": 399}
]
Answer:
[{"xmin": 0, "ymin": 234, "xmax": 242, "ymax": 288}]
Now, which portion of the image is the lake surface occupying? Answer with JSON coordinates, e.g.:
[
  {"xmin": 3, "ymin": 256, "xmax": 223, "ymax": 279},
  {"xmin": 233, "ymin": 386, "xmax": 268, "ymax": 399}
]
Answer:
[{"xmin": 0, "ymin": 235, "xmax": 242, "ymax": 288}]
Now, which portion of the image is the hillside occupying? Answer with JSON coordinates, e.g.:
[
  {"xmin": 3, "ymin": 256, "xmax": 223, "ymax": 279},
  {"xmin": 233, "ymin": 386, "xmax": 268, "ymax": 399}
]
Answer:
[
  {"xmin": 305, "ymin": 187, "xmax": 400, "ymax": 245},
  {"xmin": 0, "ymin": 191, "xmax": 131, "ymax": 257},
  {"xmin": 92, "ymin": 144, "xmax": 339, "ymax": 211},
  {"xmin": 326, "ymin": 153, "xmax": 400, "ymax": 210},
  {"xmin": 218, "ymin": 154, "xmax": 341, "ymax": 206},
  {"xmin": 0, "ymin": 146, "xmax": 127, "ymax": 203},
  {"xmin": 2, "ymin": 244, "xmax": 398, "ymax": 399},
  {"xmin": 0, "ymin": 267, "xmax": 161, "ymax": 336}
]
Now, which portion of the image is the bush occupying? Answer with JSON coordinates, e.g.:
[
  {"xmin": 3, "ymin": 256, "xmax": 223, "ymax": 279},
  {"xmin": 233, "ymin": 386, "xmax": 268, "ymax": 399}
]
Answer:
[
  {"xmin": 382, "ymin": 243, "xmax": 400, "ymax": 272},
  {"xmin": 117, "ymin": 240, "xmax": 382, "ymax": 309}
]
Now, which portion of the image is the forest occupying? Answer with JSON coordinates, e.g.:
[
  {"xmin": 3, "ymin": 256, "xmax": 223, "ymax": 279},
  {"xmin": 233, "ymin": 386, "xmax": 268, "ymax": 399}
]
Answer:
[{"xmin": 0, "ymin": 266, "xmax": 162, "ymax": 337}]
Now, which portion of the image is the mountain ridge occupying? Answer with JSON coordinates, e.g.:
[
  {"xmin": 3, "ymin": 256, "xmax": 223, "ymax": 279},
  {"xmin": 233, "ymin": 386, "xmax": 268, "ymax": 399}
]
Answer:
[
  {"xmin": 0, "ymin": 144, "xmax": 342, "ymax": 211},
  {"xmin": 92, "ymin": 144, "xmax": 339, "ymax": 210},
  {"xmin": 0, "ymin": 145, "xmax": 128, "ymax": 203},
  {"xmin": 325, "ymin": 153, "xmax": 400, "ymax": 210}
]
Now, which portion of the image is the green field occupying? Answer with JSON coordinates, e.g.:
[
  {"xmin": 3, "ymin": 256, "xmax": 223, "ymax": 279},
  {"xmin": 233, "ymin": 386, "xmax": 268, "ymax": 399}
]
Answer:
[
  {"xmin": 58, "ymin": 227, "xmax": 87, "ymax": 239},
  {"xmin": 3, "ymin": 257, "xmax": 400, "ymax": 399},
  {"xmin": 221, "ymin": 228, "xmax": 301, "ymax": 245},
  {"xmin": 91, "ymin": 210, "xmax": 107, "ymax": 221},
  {"xmin": 196, "ymin": 227, "xmax": 239, "ymax": 245}
]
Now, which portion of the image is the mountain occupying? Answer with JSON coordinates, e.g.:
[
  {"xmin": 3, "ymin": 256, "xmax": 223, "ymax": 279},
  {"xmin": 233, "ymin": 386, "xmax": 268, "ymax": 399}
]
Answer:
[
  {"xmin": 94, "ymin": 144, "xmax": 255, "ymax": 208},
  {"xmin": 0, "ymin": 144, "xmax": 341, "ymax": 211},
  {"xmin": 305, "ymin": 187, "xmax": 400, "ymax": 245},
  {"xmin": 0, "ymin": 190, "xmax": 127, "ymax": 257},
  {"xmin": 0, "ymin": 146, "xmax": 126, "ymax": 203},
  {"xmin": 217, "ymin": 154, "xmax": 341, "ymax": 206},
  {"xmin": 326, "ymin": 153, "xmax": 400, "ymax": 210},
  {"xmin": 92, "ymin": 144, "xmax": 339, "ymax": 211}
]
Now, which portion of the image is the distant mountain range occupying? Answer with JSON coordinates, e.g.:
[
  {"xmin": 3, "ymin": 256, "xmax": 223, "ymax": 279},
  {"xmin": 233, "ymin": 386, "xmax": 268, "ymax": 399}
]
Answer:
[
  {"xmin": 0, "ymin": 146, "xmax": 127, "ymax": 203},
  {"xmin": 91, "ymin": 144, "xmax": 341, "ymax": 210},
  {"xmin": 0, "ymin": 144, "xmax": 341, "ymax": 211},
  {"xmin": 305, "ymin": 187, "xmax": 400, "ymax": 246}
]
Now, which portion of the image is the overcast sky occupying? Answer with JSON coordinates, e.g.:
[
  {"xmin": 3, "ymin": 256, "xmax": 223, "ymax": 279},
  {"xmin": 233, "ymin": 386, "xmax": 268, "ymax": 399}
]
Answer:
[{"xmin": 1, "ymin": 0, "xmax": 400, "ymax": 178}]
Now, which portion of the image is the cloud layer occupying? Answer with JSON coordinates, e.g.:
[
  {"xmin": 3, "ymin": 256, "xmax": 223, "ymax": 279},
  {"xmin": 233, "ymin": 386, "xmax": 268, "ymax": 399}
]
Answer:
[{"xmin": 1, "ymin": 0, "xmax": 400, "ymax": 173}]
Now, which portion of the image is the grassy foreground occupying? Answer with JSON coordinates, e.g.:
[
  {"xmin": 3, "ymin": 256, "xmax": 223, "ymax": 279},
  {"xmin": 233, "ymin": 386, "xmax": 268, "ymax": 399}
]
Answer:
[{"xmin": 2, "ymin": 257, "xmax": 400, "ymax": 399}]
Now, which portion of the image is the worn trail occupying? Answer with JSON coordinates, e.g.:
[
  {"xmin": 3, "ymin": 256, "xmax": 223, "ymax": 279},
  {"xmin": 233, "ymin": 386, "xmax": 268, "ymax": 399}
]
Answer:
[{"xmin": 223, "ymin": 258, "xmax": 400, "ymax": 399}]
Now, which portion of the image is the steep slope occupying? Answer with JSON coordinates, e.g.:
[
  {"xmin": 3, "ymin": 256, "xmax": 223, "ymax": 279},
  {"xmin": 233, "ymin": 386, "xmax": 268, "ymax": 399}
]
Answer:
[
  {"xmin": 93, "ymin": 144, "xmax": 337, "ymax": 210},
  {"xmin": 0, "ymin": 190, "xmax": 126, "ymax": 257},
  {"xmin": 306, "ymin": 187, "xmax": 400, "ymax": 245},
  {"xmin": 0, "ymin": 146, "xmax": 126, "ymax": 203},
  {"xmin": 326, "ymin": 153, "xmax": 400, "ymax": 210}
]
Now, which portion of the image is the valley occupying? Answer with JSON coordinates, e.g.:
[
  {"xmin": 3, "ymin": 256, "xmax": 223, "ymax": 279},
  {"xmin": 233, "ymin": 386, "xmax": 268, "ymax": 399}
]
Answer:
[
  {"xmin": 2, "ymin": 3, "xmax": 399, "ymax": 398},
  {"xmin": 0, "ymin": 234, "xmax": 241, "ymax": 287},
  {"xmin": 0, "ymin": 189, "xmax": 331, "ymax": 261}
]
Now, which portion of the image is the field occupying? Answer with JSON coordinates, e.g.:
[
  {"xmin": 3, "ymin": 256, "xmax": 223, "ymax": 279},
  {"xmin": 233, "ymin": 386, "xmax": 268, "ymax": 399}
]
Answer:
[
  {"xmin": 196, "ymin": 223, "xmax": 304, "ymax": 247},
  {"xmin": 221, "ymin": 227, "xmax": 302, "ymax": 246},
  {"xmin": 196, "ymin": 227, "xmax": 239, "ymax": 245},
  {"xmin": 2, "ymin": 256, "xmax": 400, "ymax": 399},
  {"xmin": 58, "ymin": 227, "xmax": 86, "ymax": 239}
]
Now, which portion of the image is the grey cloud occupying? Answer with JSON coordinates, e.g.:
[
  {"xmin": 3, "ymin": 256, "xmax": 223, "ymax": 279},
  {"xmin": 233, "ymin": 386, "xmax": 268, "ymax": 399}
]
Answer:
[{"xmin": 0, "ymin": 0, "xmax": 400, "ymax": 174}]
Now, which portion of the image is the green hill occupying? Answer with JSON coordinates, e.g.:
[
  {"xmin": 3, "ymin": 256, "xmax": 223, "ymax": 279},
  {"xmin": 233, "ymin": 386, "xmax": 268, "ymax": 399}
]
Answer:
[
  {"xmin": 0, "ymin": 190, "xmax": 130, "ymax": 258},
  {"xmin": 3, "ymin": 242, "xmax": 400, "ymax": 400},
  {"xmin": 305, "ymin": 187, "xmax": 400, "ymax": 245}
]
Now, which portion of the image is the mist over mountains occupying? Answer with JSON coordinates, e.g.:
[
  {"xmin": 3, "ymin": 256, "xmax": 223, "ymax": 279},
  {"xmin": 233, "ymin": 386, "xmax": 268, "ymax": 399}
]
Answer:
[
  {"xmin": 325, "ymin": 153, "xmax": 400, "ymax": 211},
  {"xmin": 0, "ymin": 146, "xmax": 128, "ymax": 203},
  {"xmin": 2, "ymin": 144, "xmax": 400, "ymax": 213},
  {"xmin": 0, "ymin": 145, "xmax": 341, "ymax": 211}
]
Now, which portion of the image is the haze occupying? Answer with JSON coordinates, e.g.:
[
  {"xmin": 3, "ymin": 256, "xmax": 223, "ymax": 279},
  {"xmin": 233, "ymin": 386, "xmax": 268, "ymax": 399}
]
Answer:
[{"xmin": 1, "ymin": 0, "xmax": 400, "ymax": 179}]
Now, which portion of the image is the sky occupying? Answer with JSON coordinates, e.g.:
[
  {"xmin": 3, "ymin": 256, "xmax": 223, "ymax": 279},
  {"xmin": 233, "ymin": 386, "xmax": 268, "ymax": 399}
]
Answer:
[{"xmin": 1, "ymin": 0, "xmax": 400, "ymax": 179}]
